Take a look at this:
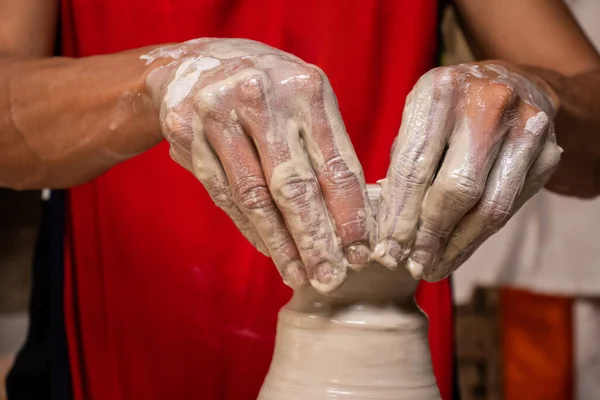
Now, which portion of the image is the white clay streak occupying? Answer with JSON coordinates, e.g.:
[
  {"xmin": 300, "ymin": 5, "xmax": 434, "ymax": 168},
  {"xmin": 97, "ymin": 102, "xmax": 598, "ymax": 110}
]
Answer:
[{"xmin": 166, "ymin": 57, "xmax": 221, "ymax": 108}]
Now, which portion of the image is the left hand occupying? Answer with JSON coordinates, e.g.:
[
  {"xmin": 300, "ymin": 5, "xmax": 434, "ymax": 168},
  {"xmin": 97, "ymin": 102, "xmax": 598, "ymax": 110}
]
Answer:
[{"xmin": 373, "ymin": 62, "xmax": 562, "ymax": 281}]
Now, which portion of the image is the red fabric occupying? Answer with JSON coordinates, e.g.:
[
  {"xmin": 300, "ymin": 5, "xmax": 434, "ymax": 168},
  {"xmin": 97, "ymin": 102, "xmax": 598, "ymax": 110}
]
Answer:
[{"xmin": 60, "ymin": 1, "xmax": 452, "ymax": 399}]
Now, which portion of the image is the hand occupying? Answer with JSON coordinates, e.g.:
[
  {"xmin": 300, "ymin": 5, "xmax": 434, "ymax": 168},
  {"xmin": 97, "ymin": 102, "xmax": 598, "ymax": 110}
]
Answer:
[
  {"xmin": 374, "ymin": 62, "xmax": 562, "ymax": 281},
  {"xmin": 144, "ymin": 38, "xmax": 373, "ymax": 292}
]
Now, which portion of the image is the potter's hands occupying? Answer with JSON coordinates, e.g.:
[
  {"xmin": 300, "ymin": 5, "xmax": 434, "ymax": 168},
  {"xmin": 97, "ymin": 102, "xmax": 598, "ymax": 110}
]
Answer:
[
  {"xmin": 375, "ymin": 63, "xmax": 562, "ymax": 281},
  {"xmin": 145, "ymin": 39, "xmax": 372, "ymax": 292}
]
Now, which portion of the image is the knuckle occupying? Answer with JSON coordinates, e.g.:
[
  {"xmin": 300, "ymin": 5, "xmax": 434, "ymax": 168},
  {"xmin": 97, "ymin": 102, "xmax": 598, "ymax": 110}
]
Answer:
[
  {"xmin": 234, "ymin": 178, "xmax": 275, "ymax": 212},
  {"xmin": 203, "ymin": 181, "xmax": 236, "ymax": 210},
  {"xmin": 391, "ymin": 153, "xmax": 429, "ymax": 186},
  {"xmin": 275, "ymin": 175, "xmax": 320, "ymax": 204},
  {"xmin": 414, "ymin": 67, "xmax": 457, "ymax": 99},
  {"xmin": 479, "ymin": 82, "xmax": 516, "ymax": 111},
  {"xmin": 297, "ymin": 64, "xmax": 326, "ymax": 93},
  {"xmin": 296, "ymin": 233, "xmax": 326, "ymax": 253},
  {"xmin": 212, "ymin": 191, "xmax": 235, "ymax": 211},
  {"xmin": 419, "ymin": 216, "xmax": 453, "ymax": 238},
  {"xmin": 432, "ymin": 66, "xmax": 459, "ymax": 87},
  {"xmin": 440, "ymin": 174, "xmax": 484, "ymax": 206},
  {"xmin": 429, "ymin": 67, "xmax": 460, "ymax": 101},
  {"xmin": 238, "ymin": 73, "xmax": 268, "ymax": 103},
  {"xmin": 195, "ymin": 93, "xmax": 220, "ymax": 115},
  {"xmin": 481, "ymin": 200, "xmax": 512, "ymax": 228},
  {"xmin": 162, "ymin": 111, "xmax": 185, "ymax": 135},
  {"xmin": 268, "ymin": 237, "xmax": 295, "ymax": 258},
  {"xmin": 483, "ymin": 63, "xmax": 509, "ymax": 77},
  {"xmin": 302, "ymin": 64, "xmax": 326, "ymax": 82},
  {"xmin": 321, "ymin": 156, "xmax": 358, "ymax": 188}
]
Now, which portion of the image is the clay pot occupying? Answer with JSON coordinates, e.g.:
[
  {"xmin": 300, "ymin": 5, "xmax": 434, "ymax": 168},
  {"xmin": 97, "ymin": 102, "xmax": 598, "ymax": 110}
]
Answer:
[{"xmin": 258, "ymin": 184, "xmax": 441, "ymax": 400}]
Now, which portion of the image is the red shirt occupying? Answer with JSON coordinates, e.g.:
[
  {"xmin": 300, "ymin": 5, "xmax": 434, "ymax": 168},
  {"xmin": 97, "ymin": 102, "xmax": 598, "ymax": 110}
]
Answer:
[{"xmin": 61, "ymin": 0, "xmax": 453, "ymax": 399}]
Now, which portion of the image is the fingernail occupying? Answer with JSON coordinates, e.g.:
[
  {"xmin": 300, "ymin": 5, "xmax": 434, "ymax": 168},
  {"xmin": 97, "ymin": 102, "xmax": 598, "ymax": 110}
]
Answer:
[
  {"xmin": 407, "ymin": 249, "xmax": 434, "ymax": 280},
  {"xmin": 407, "ymin": 258, "xmax": 425, "ymax": 280},
  {"xmin": 345, "ymin": 243, "xmax": 370, "ymax": 269},
  {"xmin": 282, "ymin": 261, "xmax": 308, "ymax": 288},
  {"xmin": 372, "ymin": 239, "xmax": 406, "ymax": 269},
  {"xmin": 311, "ymin": 261, "xmax": 346, "ymax": 293},
  {"xmin": 315, "ymin": 262, "xmax": 334, "ymax": 283}
]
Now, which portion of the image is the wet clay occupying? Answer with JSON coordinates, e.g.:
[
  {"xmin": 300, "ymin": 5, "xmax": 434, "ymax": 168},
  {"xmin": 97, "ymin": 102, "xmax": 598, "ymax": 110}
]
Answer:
[
  {"xmin": 143, "ymin": 39, "xmax": 373, "ymax": 291},
  {"xmin": 258, "ymin": 185, "xmax": 441, "ymax": 399},
  {"xmin": 374, "ymin": 64, "xmax": 561, "ymax": 282}
]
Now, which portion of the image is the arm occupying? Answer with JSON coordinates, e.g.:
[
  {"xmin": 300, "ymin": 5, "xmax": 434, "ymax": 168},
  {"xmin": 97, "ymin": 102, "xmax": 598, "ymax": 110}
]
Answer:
[
  {"xmin": 453, "ymin": 0, "xmax": 599, "ymax": 75},
  {"xmin": 0, "ymin": 1, "xmax": 162, "ymax": 189},
  {"xmin": 0, "ymin": 0, "xmax": 373, "ymax": 291},
  {"xmin": 374, "ymin": 1, "xmax": 599, "ymax": 279},
  {"xmin": 0, "ymin": 53, "xmax": 162, "ymax": 189},
  {"xmin": 0, "ymin": 0, "xmax": 57, "ymax": 57},
  {"xmin": 455, "ymin": 0, "xmax": 600, "ymax": 197}
]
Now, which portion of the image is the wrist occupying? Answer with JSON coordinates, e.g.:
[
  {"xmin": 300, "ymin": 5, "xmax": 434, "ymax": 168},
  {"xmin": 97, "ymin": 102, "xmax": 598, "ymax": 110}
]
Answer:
[
  {"xmin": 91, "ymin": 46, "xmax": 168, "ymax": 154},
  {"xmin": 511, "ymin": 64, "xmax": 565, "ymax": 115}
]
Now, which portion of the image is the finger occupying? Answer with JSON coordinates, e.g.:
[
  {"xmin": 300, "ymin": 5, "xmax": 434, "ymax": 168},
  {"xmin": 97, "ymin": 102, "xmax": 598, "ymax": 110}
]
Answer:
[
  {"xmin": 428, "ymin": 107, "xmax": 551, "ymax": 281},
  {"xmin": 407, "ymin": 81, "xmax": 516, "ymax": 279},
  {"xmin": 374, "ymin": 69, "xmax": 456, "ymax": 269},
  {"xmin": 157, "ymin": 61, "xmax": 273, "ymax": 259},
  {"xmin": 515, "ymin": 126, "xmax": 563, "ymax": 208},
  {"xmin": 235, "ymin": 74, "xmax": 347, "ymax": 292},
  {"xmin": 200, "ymin": 114, "xmax": 309, "ymax": 289},
  {"xmin": 162, "ymin": 108, "xmax": 271, "ymax": 258},
  {"xmin": 161, "ymin": 107, "xmax": 196, "ymax": 172},
  {"xmin": 297, "ymin": 70, "xmax": 373, "ymax": 268}
]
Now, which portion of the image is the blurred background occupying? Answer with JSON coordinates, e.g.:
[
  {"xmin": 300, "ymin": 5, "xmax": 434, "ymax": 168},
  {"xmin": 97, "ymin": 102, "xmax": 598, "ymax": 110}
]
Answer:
[
  {"xmin": 0, "ymin": 190, "xmax": 40, "ymax": 400},
  {"xmin": 444, "ymin": 1, "xmax": 600, "ymax": 399},
  {"xmin": 1, "ymin": 1, "xmax": 599, "ymax": 399}
]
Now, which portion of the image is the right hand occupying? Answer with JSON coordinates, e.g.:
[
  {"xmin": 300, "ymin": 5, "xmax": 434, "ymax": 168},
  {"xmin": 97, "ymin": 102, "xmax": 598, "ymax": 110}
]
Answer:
[{"xmin": 143, "ymin": 38, "xmax": 373, "ymax": 292}]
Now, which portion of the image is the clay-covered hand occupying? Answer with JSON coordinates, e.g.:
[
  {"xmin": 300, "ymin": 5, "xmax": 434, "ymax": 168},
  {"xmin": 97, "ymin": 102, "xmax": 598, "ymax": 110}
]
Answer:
[
  {"xmin": 143, "ymin": 38, "xmax": 373, "ymax": 292},
  {"xmin": 374, "ymin": 63, "xmax": 562, "ymax": 281}
]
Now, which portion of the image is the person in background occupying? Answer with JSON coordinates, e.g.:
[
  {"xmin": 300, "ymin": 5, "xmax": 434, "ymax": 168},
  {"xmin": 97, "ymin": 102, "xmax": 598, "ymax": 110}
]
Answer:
[
  {"xmin": 1, "ymin": 0, "xmax": 599, "ymax": 399},
  {"xmin": 453, "ymin": 1, "xmax": 600, "ymax": 398}
]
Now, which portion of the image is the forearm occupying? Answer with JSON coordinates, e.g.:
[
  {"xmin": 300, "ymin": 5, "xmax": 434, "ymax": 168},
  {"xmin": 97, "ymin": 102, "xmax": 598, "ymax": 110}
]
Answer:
[
  {"xmin": 454, "ymin": 0, "xmax": 600, "ymax": 197},
  {"xmin": 454, "ymin": 0, "xmax": 600, "ymax": 76},
  {"xmin": 527, "ymin": 66, "xmax": 600, "ymax": 197},
  {"xmin": 0, "ymin": 48, "xmax": 163, "ymax": 190},
  {"xmin": 472, "ymin": 60, "xmax": 600, "ymax": 197}
]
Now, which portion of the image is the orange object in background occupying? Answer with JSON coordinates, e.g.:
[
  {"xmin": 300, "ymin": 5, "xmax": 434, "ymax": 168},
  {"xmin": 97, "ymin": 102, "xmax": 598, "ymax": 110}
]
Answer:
[{"xmin": 500, "ymin": 288, "xmax": 573, "ymax": 400}]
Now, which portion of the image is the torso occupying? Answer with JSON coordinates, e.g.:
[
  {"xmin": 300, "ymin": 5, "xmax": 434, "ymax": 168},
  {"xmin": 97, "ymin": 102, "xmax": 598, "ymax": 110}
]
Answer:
[{"xmin": 60, "ymin": 1, "xmax": 452, "ymax": 399}]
